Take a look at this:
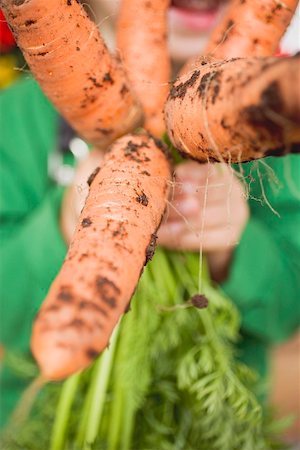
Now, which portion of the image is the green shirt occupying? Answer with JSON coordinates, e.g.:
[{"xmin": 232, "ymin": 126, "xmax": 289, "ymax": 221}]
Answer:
[
  {"xmin": 0, "ymin": 78, "xmax": 67, "ymax": 426},
  {"xmin": 1, "ymin": 78, "xmax": 300, "ymax": 427}
]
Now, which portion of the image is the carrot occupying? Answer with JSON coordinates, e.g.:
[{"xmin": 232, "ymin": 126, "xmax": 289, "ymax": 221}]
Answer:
[
  {"xmin": 205, "ymin": 0, "xmax": 299, "ymax": 58},
  {"xmin": 181, "ymin": 0, "xmax": 298, "ymax": 75},
  {"xmin": 175, "ymin": 1, "xmax": 299, "ymax": 162},
  {"xmin": 0, "ymin": 0, "xmax": 142, "ymax": 148},
  {"xmin": 117, "ymin": 0, "xmax": 170, "ymax": 137},
  {"xmin": 164, "ymin": 54, "xmax": 300, "ymax": 163},
  {"xmin": 31, "ymin": 133, "xmax": 172, "ymax": 380}
]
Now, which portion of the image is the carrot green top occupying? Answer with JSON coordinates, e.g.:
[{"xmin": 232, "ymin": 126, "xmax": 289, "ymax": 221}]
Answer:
[{"xmin": 1, "ymin": 77, "xmax": 300, "ymax": 427}]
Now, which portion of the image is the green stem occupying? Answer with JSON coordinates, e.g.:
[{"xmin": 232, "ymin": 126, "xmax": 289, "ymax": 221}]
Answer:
[
  {"xmin": 107, "ymin": 381, "xmax": 124, "ymax": 450},
  {"xmin": 82, "ymin": 325, "xmax": 120, "ymax": 450},
  {"xmin": 185, "ymin": 251, "xmax": 210, "ymax": 282},
  {"xmin": 107, "ymin": 316, "xmax": 134, "ymax": 450},
  {"xmin": 76, "ymin": 367, "xmax": 97, "ymax": 447},
  {"xmin": 171, "ymin": 253, "xmax": 199, "ymax": 295},
  {"xmin": 149, "ymin": 249, "xmax": 177, "ymax": 304},
  {"xmin": 50, "ymin": 373, "xmax": 81, "ymax": 450},
  {"xmin": 156, "ymin": 249, "xmax": 178, "ymax": 298},
  {"xmin": 121, "ymin": 392, "xmax": 136, "ymax": 450}
]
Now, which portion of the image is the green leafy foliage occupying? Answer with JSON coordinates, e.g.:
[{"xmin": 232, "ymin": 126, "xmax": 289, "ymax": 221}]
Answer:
[{"xmin": 1, "ymin": 250, "xmax": 286, "ymax": 450}]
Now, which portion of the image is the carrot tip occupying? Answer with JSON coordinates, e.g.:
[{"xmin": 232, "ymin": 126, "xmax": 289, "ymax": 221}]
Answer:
[{"xmin": 32, "ymin": 342, "xmax": 79, "ymax": 381}]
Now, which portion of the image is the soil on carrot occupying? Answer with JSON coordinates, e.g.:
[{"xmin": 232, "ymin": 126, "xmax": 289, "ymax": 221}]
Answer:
[
  {"xmin": 95, "ymin": 277, "xmax": 120, "ymax": 309},
  {"xmin": 169, "ymin": 70, "xmax": 201, "ymax": 100},
  {"xmin": 103, "ymin": 72, "xmax": 114, "ymax": 84},
  {"xmin": 211, "ymin": 73, "xmax": 222, "ymax": 104},
  {"xmin": 13, "ymin": 0, "xmax": 27, "ymax": 5},
  {"xmin": 57, "ymin": 287, "xmax": 74, "ymax": 303},
  {"xmin": 24, "ymin": 19, "xmax": 36, "ymax": 26},
  {"xmin": 136, "ymin": 192, "xmax": 149, "ymax": 206},
  {"xmin": 87, "ymin": 167, "xmax": 100, "ymax": 187},
  {"xmin": 82, "ymin": 218, "xmax": 92, "ymax": 228},
  {"xmin": 242, "ymin": 81, "xmax": 284, "ymax": 141},
  {"xmin": 88, "ymin": 76, "xmax": 102, "ymax": 88},
  {"xmin": 112, "ymin": 222, "xmax": 127, "ymax": 239},
  {"xmin": 124, "ymin": 140, "xmax": 151, "ymax": 163},
  {"xmin": 120, "ymin": 84, "xmax": 129, "ymax": 96},
  {"xmin": 145, "ymin": 233, "xmax": 158, "ymax": 264},
  {"xmin": 85, "ymin": 347, "xmax": 99, "ymax": 359},
  {"xmin": 197, "ymin": 70, "xmax": 222, "ymax": 100},
  {"xmin": 78, "ymin": 301, "xmax": 109, "ymax": 317}
]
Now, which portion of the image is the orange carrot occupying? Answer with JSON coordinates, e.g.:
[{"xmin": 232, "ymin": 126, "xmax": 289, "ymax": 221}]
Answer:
[
  {"xmin": 117, "ymin": 0, "xmax": 170, "ymax": 137},
  {"xmin": 205, "ymin": 0, "xmax": 299, "ymax": 58},
  {"xmin": 31, "ymin": 133, "xmax": 172, "ymax": 380},
  {"xmin": 165, "ymin": 54, "xmax": 300, "ymax": 163},
  {"xmin": 1, "ymin": 0, "xmax": 142, "ymax": 148},
  {"xmin": 168, "ymin": 0, "xmax": 300, "ymax": 162}
]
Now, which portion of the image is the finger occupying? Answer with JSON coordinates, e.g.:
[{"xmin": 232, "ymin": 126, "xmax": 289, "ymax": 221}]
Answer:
[
  {"xmin": 202, "ymin": 227, "xmax": 243, "ymax": 252},
  {"xmin": 174, "ymin": 160, "xmax": 209, "ymax": 182},
  {"xmin": 158, "ymin": 220, "xmax": 187, "ymax": 247},
  {"xmin": 164, "ymin": 196, "xmax": 202, "ymax": 222},
  {"xmin": 175, "ymin": 161, "xmax": 232, "ymax": 184},
  {"xmin": 164, "ymin": 195, "xmax": 227, "ymax": 228},
  {"xmin": 175, "ymin": 173, "xmax": 247, "ymax": 213},
  {"xmin": 172, "ymin": 169, "xmax": 237, "ymax": 203},
  {"xmin": 159, "ymin": 225, "xmax": 241, "ymax": 252},
  {"xmin": 172, "ymin": 182, "xmax": 232, "ymax": 210},
  {"xmin": 73, "ymin": 149, "xmax": 105, "ymax": 215},
  {"xmin": 168, "ymin": 187, "xmax": 232, "ymax": 222}
]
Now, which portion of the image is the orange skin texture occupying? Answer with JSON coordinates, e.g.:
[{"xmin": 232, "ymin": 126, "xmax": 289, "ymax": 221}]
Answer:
[
  {"xmin": 31, "ymin": 134, "xmax": 172, "ymax": 380},
  {"xmin": 1, "ymin": 0, "xmax": 142, "ymax": 148},
  {"xmin": 165, "ymin": 55, "xmax": 300, "ymax": 163},
  {"xmin": 205, "ymin": 0, "xmax": 299, "ymax": 58},
  {"xmin": 117, "ymin": 0, "xmax": 170, "ymax": 137}
]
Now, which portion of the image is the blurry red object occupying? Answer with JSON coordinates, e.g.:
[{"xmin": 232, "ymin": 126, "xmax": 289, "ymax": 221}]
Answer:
[{"xmin": 0, "ymin": 9, "xmax": 16, "ymax": 52}]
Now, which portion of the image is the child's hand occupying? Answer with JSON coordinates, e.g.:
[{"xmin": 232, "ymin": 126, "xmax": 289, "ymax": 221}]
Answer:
[
  {"xmin": 60, "ymin": 149, "xmax": 105, "ymax": 244},
  {"xmin": 158, "ymin": 161, "xmax": 249, "ymax": 282}
]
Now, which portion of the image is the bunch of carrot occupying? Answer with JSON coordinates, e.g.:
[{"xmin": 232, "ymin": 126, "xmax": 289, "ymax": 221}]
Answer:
[{"xmin": 1, "ymin": 0, "xmax": 299, "ymax": 380}]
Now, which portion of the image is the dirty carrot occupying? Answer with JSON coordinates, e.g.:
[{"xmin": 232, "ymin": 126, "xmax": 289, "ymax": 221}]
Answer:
[
  {"xmin": 117, "ymin": 0, "xmax": 170, "ymax": 137},
  {"xmin": 205, "ymin": 0, "xmax": 299, "ymax": 58},
  {"xmin": 31, "ymin": 133, "xmax": 172, "ymax": 380},
  {"xmin": 164, "ymin": 54, "xmax": 300, "ymax": 163},
  {"xmin": 0, "ymin": 0, "xmax": 142, "ymax": 148}
]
